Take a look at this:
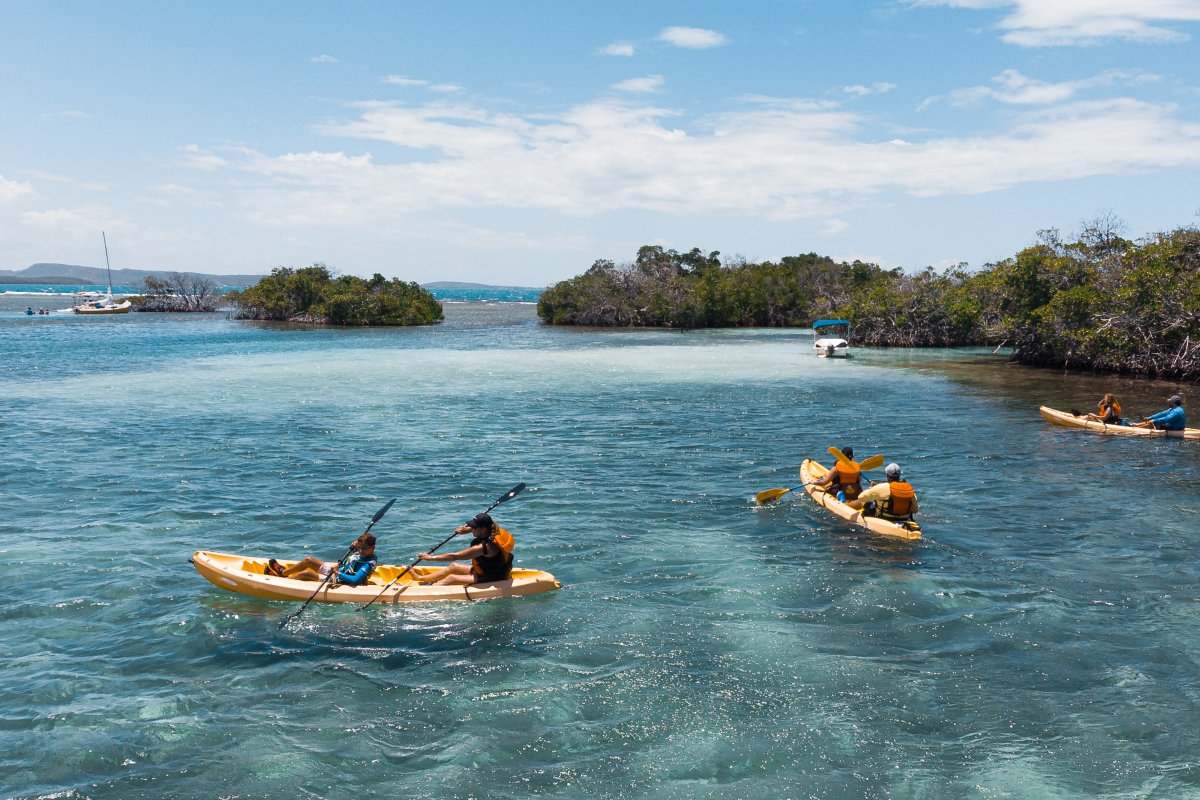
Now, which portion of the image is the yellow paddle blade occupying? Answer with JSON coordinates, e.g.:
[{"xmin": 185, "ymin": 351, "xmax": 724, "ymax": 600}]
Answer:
[
  {"xmin": 827, "ymin": 446, "xmax": 854, "ymax": 467},
  {"xmin": 755, "ymin": 487, "xmax": 791, "ymax": 506},
  {"xmin": 859, "ymin": 454, "xmax": 885, "ymax": 470}
]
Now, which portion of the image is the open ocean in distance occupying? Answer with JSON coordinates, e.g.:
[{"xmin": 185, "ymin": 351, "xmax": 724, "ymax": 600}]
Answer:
[{"xmin": 1, "ymin": 299, "xmax": 1197, "ymax": 799}]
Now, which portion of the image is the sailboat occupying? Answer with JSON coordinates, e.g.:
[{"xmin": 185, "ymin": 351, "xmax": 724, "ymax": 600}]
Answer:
[{"xmin": 73, "ymin": 232, "xmax": 132, "ymax": 315}]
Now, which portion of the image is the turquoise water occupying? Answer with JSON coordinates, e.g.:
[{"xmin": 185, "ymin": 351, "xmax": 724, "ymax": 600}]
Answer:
[{"xmin": 2, "ymin": 304, "xmax": 1198, "ymax": 800}]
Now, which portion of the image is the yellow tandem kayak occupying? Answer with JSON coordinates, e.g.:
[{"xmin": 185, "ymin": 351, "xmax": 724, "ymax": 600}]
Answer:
[
  {"xmin": 192, "ymin": 550, "xmax": 561, "ymax": 604},
  {"xmin": 799, "ymin": 459, "xmax": 922, "ymax": 541},
  {"xmin": 1039, "ymin": 405, "xmax": 1200, "ymax": 439}
]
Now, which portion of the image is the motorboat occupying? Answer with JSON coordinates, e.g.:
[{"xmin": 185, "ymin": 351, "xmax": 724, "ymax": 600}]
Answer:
[{"xmin": 813, "ymin": 319, "xmax": 850, "ymax": 357}]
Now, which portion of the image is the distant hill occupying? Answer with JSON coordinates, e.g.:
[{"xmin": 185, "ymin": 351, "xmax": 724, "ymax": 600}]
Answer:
[
  {"xmin": 0, "ymin": 263, "xmax": 265, "ymax": 287},
  {"xmin": 423, "ymin": 280, "xmax": 544, "ymax": 290},
  {"xmin": 1, "ymin": 265, "xmax": 545, "ymax": 293}
]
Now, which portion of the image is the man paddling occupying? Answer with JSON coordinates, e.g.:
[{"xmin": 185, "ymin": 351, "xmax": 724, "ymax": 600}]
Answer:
[
  {"xmin": 412, "ymin": 513, "xmax": 514, "ymax": 585},
  {"xmin": 1132, "ymin": 395, "xmax": 1186, "ymax": 431},
  {"xmin": 846, "ymin": 463, "xmax": 918, "ymax": 521}
]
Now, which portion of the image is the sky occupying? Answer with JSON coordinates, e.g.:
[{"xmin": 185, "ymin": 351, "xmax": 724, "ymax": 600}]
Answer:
[{"xmin": 2, "ymin": 0, "xmax": 1200, "ymax": 286}]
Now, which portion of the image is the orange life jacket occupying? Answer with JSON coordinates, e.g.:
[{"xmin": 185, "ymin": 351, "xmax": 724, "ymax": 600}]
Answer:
[
  {"xmin": 880, "ymin": 481, "xmax": 916, "ymax": 520},
  {"xmin": 1099, "ymin": 401, "xmax": 1121, "ymax": 422},
  {"xmin": 471, "ymin": 526, "xmax": 514, "ymax": 581},
  {"xmin": 831, "ymin": 460, "xmax": 861, "ymax": 488}
]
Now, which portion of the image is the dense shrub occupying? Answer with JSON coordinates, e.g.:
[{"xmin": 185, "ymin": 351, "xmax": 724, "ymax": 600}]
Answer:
[
  {"xmin": 228, "ymin": 265, "xmax": 443, "ymax": 326},
  {"xmin": 539, "ymin": 226, "xmax": 1200, "ymax": 380}
]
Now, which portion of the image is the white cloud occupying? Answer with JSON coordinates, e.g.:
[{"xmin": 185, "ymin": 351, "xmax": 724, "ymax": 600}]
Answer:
[
  {"xmin": 0, "ymin": 174, "xmax": 34, "ymax": 203},
  {"xmin": 430, "ymin": 83, "xmax": 463, "ymax": 93},
  {"xmin": 602, "ymin": 43, "xmax": 635, "ymax": 57},
  {"xmin": 612, "ymin": 75, "xmax": 665, "ymax": 94},
  {"xmin": 383, "ymin": 75, "xmax": 428, "ymax": 87},
  {"xmin": 39, "ymin": 110, "xmax": 89, "ymax": 120},
  {"xmin": 146, "ymin": 184, "xmax": 226, "ymax": 208},
  {"xmin": 180, "ymin": 144, "xmax": 230, "ymax": 171},
  {"xmin": 910, "ymin": 0, "xmax": 1200, "ymax": 46},
  {"xmin": 211, "ymin": 92, "xmax": 1200, "ymax": 229},
  {"xmin": 311, "ymin": 54, "xmax": 338, "ymax": 63},
  {"xmin": 19, "ymin": 206, "xmax": 108, "ymax": 229},
  {"xmin": 844, "ymin": 82, "xmax": 897, "ymax": 97},
  {"xmin": 658, "ymin": 26, "xmax": 728, "ymax": 49},
  {"xmin": 822, "ymin": 218, "xmax": 850, "ymax": 235},
  {"xmin": 931, "ymin": 68, "xmax": 1157, "ymax": 107}
]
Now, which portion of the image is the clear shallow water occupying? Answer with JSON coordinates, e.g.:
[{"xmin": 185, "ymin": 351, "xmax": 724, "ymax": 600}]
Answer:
[{"xmin": 1, "ymin": 304, "xmax": 1198, "ymax": 800}]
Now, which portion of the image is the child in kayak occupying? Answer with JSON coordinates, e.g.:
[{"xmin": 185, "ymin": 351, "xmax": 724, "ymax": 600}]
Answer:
[{"xmin": 268, "ymin": 533, "xmax": 378, "ymax": 586}]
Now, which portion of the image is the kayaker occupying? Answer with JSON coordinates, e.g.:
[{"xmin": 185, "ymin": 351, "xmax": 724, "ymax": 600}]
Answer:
[
  {"xmin": 846, "ymin": 463, "xmax": 918, "ymax": 521},
  {"xmin": 412, "ymin": 513, "xmax": 514, "ymax": 585},
  {"xmin": 1084, "ymin": 393, "xmax": 1123, "ymax": 424},
  {"xmin": 268, "ymin": 533, "xmax": 378, "ymax": 585},
  {"xmin": 814, "ymin": 446, "xmax": 863, "ymax": 502},
  {"xmin": 1132, "ymin": 395, "xmax": 1186, "ymax": 431}
]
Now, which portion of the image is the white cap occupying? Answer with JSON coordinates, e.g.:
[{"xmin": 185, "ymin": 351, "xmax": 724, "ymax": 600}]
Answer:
[{"xmin": 884, "ymin": 463, "xmax": 901, "ymax": 478}]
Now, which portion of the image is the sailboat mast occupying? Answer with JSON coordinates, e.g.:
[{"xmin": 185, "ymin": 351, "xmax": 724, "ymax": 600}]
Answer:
[{"xmin": 101, "ymin": 231, "xmax": 114, "ymax": 297}]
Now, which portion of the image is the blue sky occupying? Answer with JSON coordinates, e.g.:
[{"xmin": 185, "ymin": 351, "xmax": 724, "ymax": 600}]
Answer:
[{"xmin": 2, "ymin": 0, "xmax": 1199, "ymax": 286}]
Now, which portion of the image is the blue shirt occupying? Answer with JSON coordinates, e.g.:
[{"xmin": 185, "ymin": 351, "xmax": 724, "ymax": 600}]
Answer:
[
  {"xmin": 336, "ymin": 552, "xmax": 378, "ymax": 586},
  {"xmin": 1147, "ymin": 405, "xmax": 1186, "ymax": 431}
]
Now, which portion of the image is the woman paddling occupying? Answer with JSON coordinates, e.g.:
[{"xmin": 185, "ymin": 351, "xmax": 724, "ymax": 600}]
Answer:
[
  {"xmin": 1084, "ymin": 393, "xmax": 1123, "ymax": 424},
  {"xmin": 412, "ymin": 513, "xmax": 514, "ymax": 585}
]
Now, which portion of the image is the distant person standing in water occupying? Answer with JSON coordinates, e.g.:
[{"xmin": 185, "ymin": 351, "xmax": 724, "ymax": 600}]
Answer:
[{"xmin": 1132, "ymin": 395, "xmax": 1186, "ymax": 431}]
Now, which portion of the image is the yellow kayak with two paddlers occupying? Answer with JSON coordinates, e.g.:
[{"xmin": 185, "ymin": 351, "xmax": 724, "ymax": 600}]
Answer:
[
  {"xmin": 192, "ymin": 550, "xmax": 561, "ymax": 604},
  {"xmin": 1038, "ymin": 405, "xmax": 1200, "ymax": 440},
  {"xmin": 798, "ymin": 459, "xmax": 923, "ymax": 541}
]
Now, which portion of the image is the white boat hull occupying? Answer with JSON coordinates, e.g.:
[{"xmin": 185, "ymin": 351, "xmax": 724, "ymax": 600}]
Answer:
[
  {"xmin": 814, "ymin": 337, "xmax": 849, "ymax": 357},
  {"xmin": 74, "ymin": 299, "xmax": 132, "ymax": 315}
]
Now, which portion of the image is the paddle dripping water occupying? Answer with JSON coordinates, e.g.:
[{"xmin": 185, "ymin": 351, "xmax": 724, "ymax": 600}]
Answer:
[{"xmin": 1, "ymin": 303, "xmax": 1197, "ymax": 799}]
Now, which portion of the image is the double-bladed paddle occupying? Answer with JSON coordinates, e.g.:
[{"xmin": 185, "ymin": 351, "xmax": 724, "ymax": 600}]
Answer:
[
  {"xmin": 279, "ymin": 497, "xmax": 396, "ymax": 629},
  {"xmin": 358, "ymin": 482, "xmax": 526, "ymax": 610},
  {"xmin": 755, "ymin": 480, "xmax": 821, "ymax": 506},
  {"xmin": 826, "ymin": 446, "xmax": 885, "ymax": 471},
  {"xmin": 756, "ymin": 451, "xmax": 885, "ymax": 506}
]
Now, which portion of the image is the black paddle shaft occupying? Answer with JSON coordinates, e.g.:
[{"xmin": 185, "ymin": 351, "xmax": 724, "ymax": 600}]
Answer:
[
  {"xmin": 359, "ymin": 483, "xmax": 526, "ymax": 610},
  {"xmin": 279, "ymin": 498, "xmax": 396, "ymax": 629}
]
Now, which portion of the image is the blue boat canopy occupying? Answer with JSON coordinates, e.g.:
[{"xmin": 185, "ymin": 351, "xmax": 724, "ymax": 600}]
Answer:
[{"xmin": 812, "ymin": 319, "xmax": 850, "ymax": 329}]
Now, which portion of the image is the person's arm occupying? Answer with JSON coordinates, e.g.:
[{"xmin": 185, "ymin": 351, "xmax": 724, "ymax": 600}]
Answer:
[
  {"xmin": 420, "ymin": 544, "xmax": 485, "ymax": 562},
  {"xmin": 1146, "ymin": 408, "xmax": 1168, "ymax": 422},
  {"xmin": 337, "ymin": 561, "xmax": 375, "ymax": 586},
  {"xmin": 846, "ymin": 483, "xmax": 886, "ymax": 509}
]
